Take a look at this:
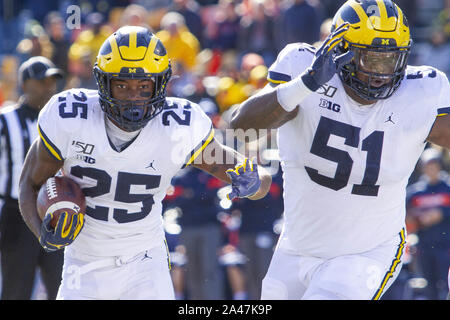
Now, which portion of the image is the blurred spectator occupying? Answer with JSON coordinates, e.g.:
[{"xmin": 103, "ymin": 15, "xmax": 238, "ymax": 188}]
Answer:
[
  {"xmin": 248, "ymin": 64, "xmax": 268, "ymax": 91},
  {"xmin": 23, "ymin": 0, "xmax": 59, "ymax": 24},
  {"xmin": 66, "ymin": 50, "xmax": 98, "ymax": 90},
  {"xmin": 237, "ymin": 0, "xmax": 277, "ymax": 66},
  {"xmin": 319, "ymin": 0, "xmax": 346, "ymax": 22},
  {"xmin": 435, "ymin": 0, "xmax": 450, "ymax": 38},
  {"xmin": 0, "ymin": 1, "xmax": 25, "ymax": 55},
  {"xmin": 206, "ymin": 0, "xmax": 241, "ymax": 52},
  {"xmin": 171, "ymin": 0, "xmax": 205, "ymax": 47},
  {"xmin": 156, "ymin": 11, "xmax": 201, "ymax": 74},
  {"xmin": 68, "ymin": 12, "xmax": 112, "ymax": 67},
  {"xmin": 277, "ymin": 0, "xmax": 321, "ymax": 48},
  {"xmin": 240, "ymin": 52, "xmax": 264, "ymax": 81},
  {"xmin": 16, "ymin": 19, "xmax": 54, "ymax": 61},
  {"xmin": 118, "ymin": 3, "xmax": 152, "ymax": 29},
  {"xmin": 406, "ymin": 147, "xmax": 450, "ymax": 300},
  {"xmin": 394, "ymin": 0, "xmax": 418, "ymax": 28},
  {"xmin": 215, "ymin": 52, "xmax": 265, "ymax": 113},
  {"xmin": 165, "ymin": 166, "xmax": 227, "ymax": 300},
  {"xmin": 412, "ymin": 28, "xmax": 450, "ymax": 78},
  {"xmin": 221, "ymin": 245, "xmax": 248, "ymax": 300},
  {"xmin": 197, "ymin": 0, "xmax": 220, "ymax": 5},
  {"xmin": 0, "ymin": 56, "xmax": 20, "ymax": 105},
  {"xmin": 215, "ymin": 76, "xmax": 251, "ymax": 113},
  {"xmin": 218, "ymin": 214, "xmax": 249, "ymax": 300},
  {"xmin": 44, "ymin": 11, "xmax": 71, "ymax": 75},
  {"xmin": 135, "ymin": 0, "xmax": 173, "ymax": 10}
]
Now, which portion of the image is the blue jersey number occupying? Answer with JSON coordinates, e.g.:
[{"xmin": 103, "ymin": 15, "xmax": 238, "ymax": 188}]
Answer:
[
  {"xmin": 162, "ymin": 102, "xmax": 192, "ymax": 126},
  {"xmin": 70, "ymin": 166, "xmax": 161, "ymax": 223},
  {"xmin": 58, "ymin": 91, "xmax": 88, "ymax": 119},
  {"xmin": 305, "ymin": 117, "xmax": 384, "ymax": 196},
  {"xmin": 406, "ymin": 68, "xmax": 436, "ymax": 80}
]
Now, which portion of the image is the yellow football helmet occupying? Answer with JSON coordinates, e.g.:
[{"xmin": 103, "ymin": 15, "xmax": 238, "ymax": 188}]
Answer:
[
  {"xmin": 93, "ymin": 26, "xmax": 172, "ymax": 131},
  {"xmin": 332, "ymin": 0, "xmax": 412, "ymax": 100}
]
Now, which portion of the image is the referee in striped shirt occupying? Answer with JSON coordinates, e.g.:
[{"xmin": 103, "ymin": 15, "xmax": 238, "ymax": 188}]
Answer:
[{"xmin": 0, "ymin": 56, "xmax": 64, "ymax": 299}]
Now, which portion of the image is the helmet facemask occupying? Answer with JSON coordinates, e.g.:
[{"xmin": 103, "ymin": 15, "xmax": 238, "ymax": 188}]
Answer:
[
  {"xmin": 94, "ymin": 65, "xmax": 172, "ymax": 132},
  {"xmin": 338, "ymin": 39, "xmax": 411, "ymax": 101}
]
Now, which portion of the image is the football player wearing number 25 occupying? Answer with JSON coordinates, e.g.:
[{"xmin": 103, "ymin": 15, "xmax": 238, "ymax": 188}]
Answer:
[
  {"xmin": 232, "ymin": 0, "xmax": 450, "ymax": 300},
  {"xmin": 18, "ymin": 26, "xmax": 271, "ymax": 300}
]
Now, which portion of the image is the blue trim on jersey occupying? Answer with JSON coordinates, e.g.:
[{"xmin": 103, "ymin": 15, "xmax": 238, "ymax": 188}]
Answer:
[
  {"xmin": 181, "ymin": 125, "xmax": 214, "ymax": 169},
  {"xmin": 437, "ymin": 107, "xmax": 450, "ymax": 116},
  {"xmin": 38, "ymin": 124, "xmax": 64, "ymax": 161},
  {"xmin": 268, "ymin": 71, "xmax": 292, "ymax": 83}
]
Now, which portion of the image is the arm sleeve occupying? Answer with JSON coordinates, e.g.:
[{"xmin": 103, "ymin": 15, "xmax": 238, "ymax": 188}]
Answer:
[
  {"xmin": 435, "ymin": 71, "xmax": 450, "ymax": 117},
  {"xmin": 181, "ymin": 102, "xmax": 214, "ymax": 168},
  {"xmin": 267, "ymin": 43, "xmax": 314, "ymax": 85},
  {"xmin": 37, "ymin": 91, "xmax": 80, "ymax": 161},
  {"xmin": 163, "ymin": 99, "xmax": 214, "ymax": 169}
]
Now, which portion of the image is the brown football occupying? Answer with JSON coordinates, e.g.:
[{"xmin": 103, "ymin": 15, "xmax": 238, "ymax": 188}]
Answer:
[{"xmin": 36, "ymin": 176, "xmax": 86, "ymax": 230}]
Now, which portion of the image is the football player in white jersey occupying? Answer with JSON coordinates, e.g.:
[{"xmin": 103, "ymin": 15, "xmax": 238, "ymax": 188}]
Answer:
[
  {"xmin": 18, "ymin": 26, "xmax": 271, "ymax": 300},
  {"xmin": 231, "ymin": 0, "xmax": 450, "ymax": 300}
]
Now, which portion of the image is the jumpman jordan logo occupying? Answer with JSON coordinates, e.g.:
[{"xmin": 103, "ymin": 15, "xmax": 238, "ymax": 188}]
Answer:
[
  {"xmin": 385, "ymin": 113, "xmax": 395, "ymax": 124},
  {"xmin": 141, "ymin": 252, "xmax": 152, "ymax": 261},
  {"xmin": 146, "ymin": 160, "xmax": 156, "ymax": 170}
]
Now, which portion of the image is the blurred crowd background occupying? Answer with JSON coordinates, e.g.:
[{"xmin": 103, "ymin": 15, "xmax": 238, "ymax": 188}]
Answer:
[{"xmin": 0, "ymin": 0, "xmax": 449, "ymax": 300}]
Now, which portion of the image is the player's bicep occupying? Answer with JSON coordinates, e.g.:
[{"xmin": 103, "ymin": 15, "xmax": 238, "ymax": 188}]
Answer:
[
  {"xmin": 230, "ymin": 83, "xmax": 299, "ymax": 132},
  {"xmin": 20, "ymin": 138, "xmax": 63, "ymax": 191},
  {"xmin": 427, "ymin": 114, "xmax": 450, "ymax": 149}
]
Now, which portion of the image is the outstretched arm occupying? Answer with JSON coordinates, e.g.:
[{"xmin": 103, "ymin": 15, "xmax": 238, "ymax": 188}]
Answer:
[
  {"xmin": 192, "ymin": 138, "xmax": 272, "ymax": 200},
  {"xmin": 230, "ymin": 23, "xmax": 352, "ymax": 133}
]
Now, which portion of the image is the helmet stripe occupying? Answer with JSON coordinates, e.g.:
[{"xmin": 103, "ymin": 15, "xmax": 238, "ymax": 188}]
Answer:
[
  {"xmin": 129, "ymin": 29, "xmax": 137, "ymax": 52},
  {"xmin": 349, "ymin": 1, "xmax": 367, "ymax": 22},
  {"xmin": 378, "ymin": 0, "xmax": 388, "ymax": 21},
  {"xmin": 377, "ymin": 0, "xmax": 397, "ymax": 31}
]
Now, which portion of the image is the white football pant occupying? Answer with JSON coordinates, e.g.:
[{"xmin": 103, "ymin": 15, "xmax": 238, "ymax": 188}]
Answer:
[
  {"xmin": 261, "ymin": 228, "xmax": 406, "ymax": 300},
  {"xmin": 56, "ymin": 240, "xmax": 175, "ymax": 300}
]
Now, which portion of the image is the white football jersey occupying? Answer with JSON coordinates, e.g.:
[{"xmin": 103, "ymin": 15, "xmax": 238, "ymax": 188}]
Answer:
[
  {"xmin": 38, "ymin": 89, "xmax": 213, "ymax": 257},
  {"xmin": 268, "ymin": 43, "xmax": 450, "ymax": 259}
]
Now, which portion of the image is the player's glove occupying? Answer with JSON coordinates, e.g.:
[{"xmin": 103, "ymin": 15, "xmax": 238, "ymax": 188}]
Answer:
[
  {"xmin": 226, "ymin": 158, "xmax": 261, "ymax": 200},
  {"xmin": 301, "ymin": 22, "xmax": 354, "ymax": 92},
  {"xmin": 39, "ymin": 211, "xmax": 84, "ymax": 252}
]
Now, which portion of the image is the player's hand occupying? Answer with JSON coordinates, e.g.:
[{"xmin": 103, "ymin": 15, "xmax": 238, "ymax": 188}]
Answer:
[
  {"xmin": 301, "ymin": 22, "xmax": 354, "ymax": 91},
  {"xmin": 226, "ymin": 158, "xmax": 261, "ymax": 200},
  {"xmin": 39, "ymin": 211, "xmax": 84, "ymax": 252}
]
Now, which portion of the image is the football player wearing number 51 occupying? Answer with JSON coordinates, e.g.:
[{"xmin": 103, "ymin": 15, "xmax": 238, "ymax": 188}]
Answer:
[
  {"xmin": 231, "ymin": 0, "xmax": 450, "ymax": 300},
  {"xmin": 18, "ymin": 26, "xmax": 271, "ymax": 300}
]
